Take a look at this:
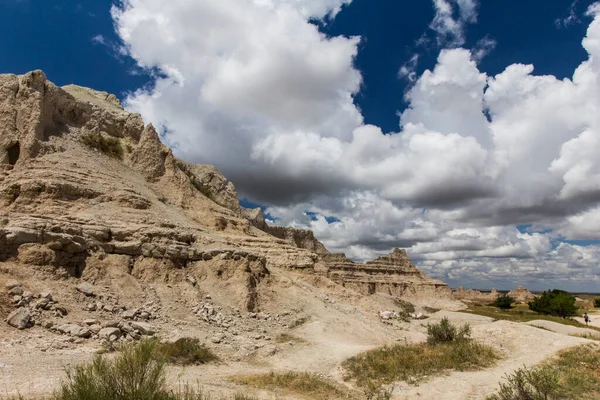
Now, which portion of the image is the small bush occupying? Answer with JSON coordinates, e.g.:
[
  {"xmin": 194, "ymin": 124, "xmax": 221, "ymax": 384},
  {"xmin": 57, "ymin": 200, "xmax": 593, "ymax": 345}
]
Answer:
[
  {"xmin": 594, "ymin": 298, "xmax": 600, "ymax": 308},
  {"xmin": 55, "ymin": 339, "xmax": 167, "ymax": 400},
  {"xmin": 528, "ymin": 289, "xmax": 577, "ymax": 318},
  {"xmin": 487, "ymin": 344, "xmax": 600, "ymax": 400},
  {"xmin": 81, "ymin": 132, "xmax": 123, "ymax": 158},
  {"xmin": 486, "ymin": 366, "xmax": 561, "ymax": 400},
  {"xmin": 427, "ymin": 317, "xmax": 471, "ymax": 345},
  {"xmin": 233, "ymin": 372, "xmax": 352, "ymax": 400},
  {"xmin": 156, "ymin": 338, "xmax": 218, "ymax": 365},
  {"xmin": 494, "ymin": 294, "xmax": 516, "ymax": 309}
]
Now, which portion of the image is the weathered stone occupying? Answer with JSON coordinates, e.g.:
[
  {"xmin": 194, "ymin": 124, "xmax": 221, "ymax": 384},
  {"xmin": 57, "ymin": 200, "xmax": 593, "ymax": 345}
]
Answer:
[
  {"xmin": 121, "ymin": 309, "xmax": 138, "ymax": 319},
  {"xmin": 56, "ymin": 323, "xmax": 91, "ymax": 338},
  {"xmin": 130, "ymin": 321, "xmax": 156, "ymax": 335},
  {"xmin": 379, "ymin": 311, "xmax": 393, "ymax": 320},
  {"xmin": 39, "ymin": 291, "xmax": 53, "ymax": 301},
  {"xmin": 8, "ymin": 286, "xmax": 23, "ymax": 296},
  {"xmin": 5, "ymin": 280, "xmax": 21, "ymax": 290},
  {"xmin": 6, "ymin": 308, "xmax": 31, "ymax": 329},
  {"xmin": 76, "ymin": 282, "xmax": 95, "ymax": 296},
  {"xmin": 99, "ymin": 327, "xmax": 121, "ymax": 341}
]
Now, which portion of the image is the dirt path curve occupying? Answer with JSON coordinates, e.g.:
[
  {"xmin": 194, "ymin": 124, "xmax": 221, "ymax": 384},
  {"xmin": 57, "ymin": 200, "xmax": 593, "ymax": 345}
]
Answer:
[{"xmin": 393, "ymin": 318, "xmax": 589, "ymax": 400}]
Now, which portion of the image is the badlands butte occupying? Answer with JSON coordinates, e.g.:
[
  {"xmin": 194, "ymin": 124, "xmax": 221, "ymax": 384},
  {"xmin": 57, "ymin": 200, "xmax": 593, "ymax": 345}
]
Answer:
[{"xmin": 0, "ymin": 71, "xmax": 594, "ymax": 399}]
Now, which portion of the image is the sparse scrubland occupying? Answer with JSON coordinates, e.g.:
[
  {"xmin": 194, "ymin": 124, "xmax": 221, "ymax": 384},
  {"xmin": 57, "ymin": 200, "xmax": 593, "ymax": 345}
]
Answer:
[
  {"xmin": 342, "ymin": 317, "xmax": 500, "ymax": 390},
  {"xmin": 463, "ymin": 302, "xmax": 600, "ymax": 331},
  {"xmin": 232, "ymin": 372, "xmax": 355, "ymax": 400},
  {"xmin": 486, "ymin": 344, "xmax": 600, "ymax": 400}
]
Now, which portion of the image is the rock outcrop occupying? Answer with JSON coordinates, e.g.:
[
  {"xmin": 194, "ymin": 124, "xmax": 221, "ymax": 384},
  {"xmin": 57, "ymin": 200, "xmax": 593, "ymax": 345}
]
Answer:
[
  {"xmin": 322, "ymin": 249, "xmax": 451, "ymax": 299},
  {"xmin": 508, "ymin": 286, "xmax": 535, "ymax": 302},
  {"xmin": 0, "ymin": 71, "xmax": 452, "ymax": 334}
]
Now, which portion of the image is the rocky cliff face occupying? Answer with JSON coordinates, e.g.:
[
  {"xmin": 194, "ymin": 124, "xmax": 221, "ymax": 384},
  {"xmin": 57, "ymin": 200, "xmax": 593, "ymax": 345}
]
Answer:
[
  {"xmin": 322, "ymin": 249, "xmax": 451, "ymax": 299},
  {"xmin": 0, "ymin": 71, "xmax": 451, "ymax": 315}
]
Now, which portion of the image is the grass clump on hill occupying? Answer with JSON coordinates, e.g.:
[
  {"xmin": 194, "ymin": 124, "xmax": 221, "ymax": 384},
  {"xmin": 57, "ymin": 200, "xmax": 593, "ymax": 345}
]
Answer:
[
  {"xmin": 232, "ymin": 371, "xmax": 354, "ymax": 400},
  {"xmin": 486, "ymin": 344, "xmax": 600, "ymax": 400},
  {"xmin": 343, "ymin": 317, "xmax": 500, "ymax": 389},
  {"xmin": 81, "ymin": 132, "xmax": 123, "ymax": 159},
  {"xmin": 52, "ymin": 339, "xmax": 245, "ymax": 400},
  {"xmin": 156, "ymin": 338, "xmax": 218, "ymax": 365}
]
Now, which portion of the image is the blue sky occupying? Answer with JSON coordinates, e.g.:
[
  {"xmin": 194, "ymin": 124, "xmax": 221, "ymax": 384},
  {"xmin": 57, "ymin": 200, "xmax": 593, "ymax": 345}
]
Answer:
[{"xmin": 2, "ymin": 0, "xmax": 600, "ymax": 291}]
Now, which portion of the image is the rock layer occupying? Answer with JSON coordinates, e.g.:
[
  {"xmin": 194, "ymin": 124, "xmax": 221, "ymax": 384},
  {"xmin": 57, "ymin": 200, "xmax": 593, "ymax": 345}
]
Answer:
[{"xmin": 0, "ymin": 71, "xmax": 451, "ymax": 320}]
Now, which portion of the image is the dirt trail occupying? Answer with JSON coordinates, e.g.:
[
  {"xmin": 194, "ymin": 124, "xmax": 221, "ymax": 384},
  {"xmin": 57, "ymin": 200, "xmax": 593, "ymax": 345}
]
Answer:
[{"xmin": 393, "ymin": 315, "xmax": 589, "ymax": 400}]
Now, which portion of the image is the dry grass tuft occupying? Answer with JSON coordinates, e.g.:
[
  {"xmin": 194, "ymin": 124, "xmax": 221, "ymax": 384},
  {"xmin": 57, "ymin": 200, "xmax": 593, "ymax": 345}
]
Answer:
[
  {"xmin": 80, "ymin": 132, "xmax": 123, "ymax": 159},
  {"xmin": 157, "ymin": 338, "xmax": 218, "ymax": 365},
  {"xmin": 232, "ymin": 371, "xmax": 355, "ymax": 400}
]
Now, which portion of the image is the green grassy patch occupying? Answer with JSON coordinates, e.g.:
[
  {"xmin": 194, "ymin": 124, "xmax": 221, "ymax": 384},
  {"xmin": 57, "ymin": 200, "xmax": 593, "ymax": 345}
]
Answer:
[
  {"xmin": 461, "ymin": 303, "xmax": 600, "ymax": 332},
  {"xmin": 156, "ymin": 338, "xmax": 218, "ymax": 365},
  {"xmin": 487, "ymin": 344, "xmax": 600, "ymax": 400},
  {"xmin": 232, "ymin": 372, "xmax": 355, "ymax": 400},
  {"xmin": 343, "ymin": 339, "xmax": 500, "ymax": 388}
]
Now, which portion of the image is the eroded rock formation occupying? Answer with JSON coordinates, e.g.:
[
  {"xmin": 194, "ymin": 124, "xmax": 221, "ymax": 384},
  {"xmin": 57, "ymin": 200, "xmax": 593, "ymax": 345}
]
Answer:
[{"xmin": 0, "ymin": 71, "xmax": 451, "ymax": 318}]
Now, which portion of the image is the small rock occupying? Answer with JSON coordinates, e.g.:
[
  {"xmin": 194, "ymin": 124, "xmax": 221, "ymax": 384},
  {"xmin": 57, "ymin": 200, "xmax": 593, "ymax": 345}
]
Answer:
[
  {"xmin": 5, "ymin": 280, "xmax": 21, "ymax": 290},
  {"xmin": 83, "ymin": 319, "xmax": 99, "ymax": 326},
  {"xmin": 130, "ymin": 321, "xmax": 156, "ymax": 335},
  {"xmin": 416, "ymin": 313, "xmax": 424, "ymax": 319},
  {"xmin": 76, "ymin": 282, "xmax": 95, "ymax": 297},
  {"xmin": 205, "ymin": 294, "xmax": 211, "ymax": 300},
  {"xmin": 8, "ymin": 286, "xmax": 23, "ymax": 296},
  {"xmin": 21, "ymin": 292, "xmax": 33, "ymax": 303},
  {"xmin": 89, "ymin": 324, "xmax": 102, "ymax": 334},
  {"xmin": 102, "ymin": 320, "xmax": 120, "ymax": 328},
  {"xmin": 138, "ymin": 311, "xmax": 150, "ymax": 320},
  {"xmin": 39, "ymin": 292, "xmax": 53, "ymax": 301},
  {"xmin": 103, "ymin": 304, "xmax": 115, "ymax": 313},
  {"xmin": 121, "ymin": 309, "xmax": 138, "ymax": 319},
  {"xmin": 54, "ymin": 306, "xmax": 68, "ymax": 316},
  {"xmin": 85, "ymin": 303, "xmax": 97, "ymax": 311},
  {"xmin": 42, "ymin": 321, "xmax": 54, "ymax": 329},
  {"xmin": 379, "ymin": 311, "xmax": 393, "ymax": 320},
  {"xmin": 6, "ymin": 308, "xmax": 32, "ymax": 330},
  {"xmin": 99, "ymin": 327, "xmax": 122, "ymax": 341},
  {"xmin": 32, "ymin": 298, "xmax": 50, "ymax": 310},
  {"xmin": 211, "ymin": 334, "xmax": 225, "ymax": 344},
  {"xmin": 186, "ymin": 275, "xmax": 197, "ymax": 286}
]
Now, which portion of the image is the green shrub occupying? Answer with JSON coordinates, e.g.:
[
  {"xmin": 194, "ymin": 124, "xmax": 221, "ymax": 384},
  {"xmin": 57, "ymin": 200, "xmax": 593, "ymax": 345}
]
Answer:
[
  {"xmin": 55, "ymin": 339, "xmax": 167, "ymax": 400},
  {"xmin": 528, "ymin": 289, "xmax": 577, "ymax": 318},
  {"xmin": 594, "ymin": 298, "xmax": 600, "ymax": 308},
  {"xmin": 427, "ymin": 317, "xmax": 471, "ymax": 345},
  {"xmin": 494, "ymin": 294, "xmax": 516, "ymax": 310},
  {"xmin": 81, "ymin": 132, "xmax": 123, "ymax": 159},
  {"xmin": 486, "ymin": 366, "xmax": 561, "ymax": 400},
  {"xmin": 156, "ymin": 338, "xmax": 218, "ymax": 365}
]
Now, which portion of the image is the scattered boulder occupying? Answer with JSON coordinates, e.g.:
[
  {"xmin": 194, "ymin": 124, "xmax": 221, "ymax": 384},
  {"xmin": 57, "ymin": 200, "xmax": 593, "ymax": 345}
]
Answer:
[
  {"xmin": 56, "ymin": 323, "xmax": 91, "ymax": 338},
  {"xmin": 99, "ymin": 327, "xmax": 121, "ymax": 341},
  {"xmin": 130, "ymin": 321, "xmax": 156, "ymax": 335},
  {"xmin": 5, "ymin": 280, "xmax": 21, "ymax": 290},
  {"xmin": 379, "ymin": 311, "xmax": 394, "ymax": 320},
  {"xmin": 6, "ymin": 308, "xmax": 32, "ymax": 329},
  {"xmin": 39, "ymin": 292, "xmax": 53, "ymax": 301},
  {"xmin": 8, "ymin": 286, "xmax": 23, "ymax": 296},
  {"xmin": 76, "ymin": 283, "xmax": 95, "ymax": 296}
]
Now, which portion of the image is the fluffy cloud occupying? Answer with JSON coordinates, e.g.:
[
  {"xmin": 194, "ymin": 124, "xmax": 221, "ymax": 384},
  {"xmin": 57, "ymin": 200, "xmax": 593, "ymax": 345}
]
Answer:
[{"xmin": 113, "ymin": 0, "xmax": 600, "ymax": 290}]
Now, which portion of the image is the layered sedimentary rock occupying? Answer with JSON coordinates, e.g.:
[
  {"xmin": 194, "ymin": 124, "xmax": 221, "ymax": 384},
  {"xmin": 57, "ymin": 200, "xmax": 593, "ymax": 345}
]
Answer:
[
  {"xmin": 322, "ymin": 249, "xmax": 451, "ymax": 299},
  {"xmin": 0, "ymin": 71, "xmax": 451, "ymax": 310},
  {"xmin": 508, "ymin": 286, "xmax": 535, "ymax": 302}
]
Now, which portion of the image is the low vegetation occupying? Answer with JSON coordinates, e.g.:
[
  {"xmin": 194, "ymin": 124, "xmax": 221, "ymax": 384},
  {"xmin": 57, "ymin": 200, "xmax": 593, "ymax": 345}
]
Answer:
[
  {"xmin": 275, "ymin": 333, "xmax": 308, "ymax": 344},
  {"xmin": 232, "ymin": 371, "xmax": 354, "ymax": 400},
  {"xmin": 80, "ymin": 132, "xmax": 123, "ymax": 158},
  {"xmin": 493, "ymin": 294, "xmax": 516, "ymax": 310},
  {"xmin": 343, "ymin": 317, "xmax": 499, "ymax": 389},
  {"xmin": 462, "ymin": 302, "xmax": 600, "ymax": 331},
  {"xmin": 156, "ymin": 338, "xmax": 218, "ymax": 365},
  {"xmin": 49, "ymin": 339, "xmax": 240, "ymax": 400},
  {"xmin": 486, "ymin": 344, "xmax": 600, "ymax": 400},
  {"xmin": 528, "ymin": 289, "xmax": 578, "ymax": 318},
  {"xmin": 594, "ymin": 298, "xmax": 600, "ymax": 308}
]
